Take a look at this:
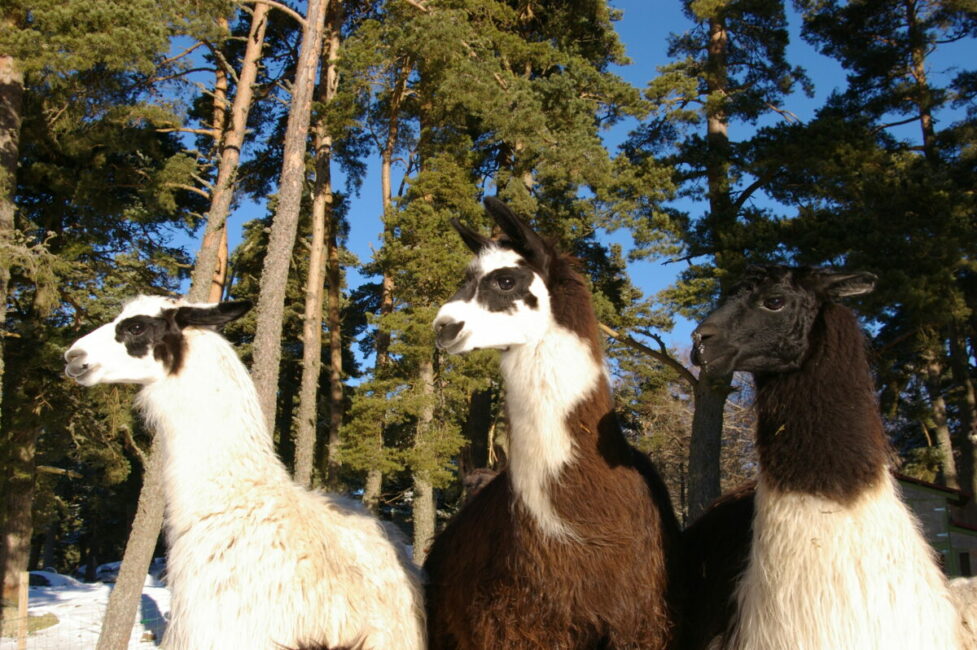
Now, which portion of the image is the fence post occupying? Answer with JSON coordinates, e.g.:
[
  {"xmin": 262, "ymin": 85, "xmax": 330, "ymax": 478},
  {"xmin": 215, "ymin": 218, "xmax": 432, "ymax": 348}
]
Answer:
[{"xmin": 16, "ymin": 570, "xmax": 27, "ymax": 650}]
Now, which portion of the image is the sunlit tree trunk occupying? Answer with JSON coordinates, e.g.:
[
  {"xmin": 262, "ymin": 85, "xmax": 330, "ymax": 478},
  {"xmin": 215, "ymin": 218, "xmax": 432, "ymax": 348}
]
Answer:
[
  {"xmin": 412, "ymin": 357, "xmax": 436, "ymax": 565},
  {"xmin": 295, "ymin": 0, "xmax": 342, "ymax": 487},
  {"xmin": 189, "ymin": 4, "xmax": 271, "ymax": 303},
  {"xmin": 251, "ymin": 0, "xmax": 330, "ymax": 433},
  {"xmin": 96, "ymin": 439, "xmax": 164, "ymax": 650},
  {"xmin": 0, "ymin": 49, "xmax": 25, "ymax": 608}
]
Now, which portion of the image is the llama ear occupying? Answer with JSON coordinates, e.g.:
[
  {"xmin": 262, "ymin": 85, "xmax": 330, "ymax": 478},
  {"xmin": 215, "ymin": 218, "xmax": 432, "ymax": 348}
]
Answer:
[
  {"xmin": 451, "ymin": 218, "xmax": 492, "ymax": 254},
  {"xmin": 817, "ymin": 271, "xmax": 878, "ymax": 299},
  {"xmin": 483, "ymin": 197, "xmax": 551, "ymax": 277},
  {"xmin": 174, "ymin": 301, "xmax": 252, "ymax": 330}
]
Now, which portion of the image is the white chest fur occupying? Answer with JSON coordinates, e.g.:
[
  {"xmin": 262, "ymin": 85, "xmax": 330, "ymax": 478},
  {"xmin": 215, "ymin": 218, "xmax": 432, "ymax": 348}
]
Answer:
[
  {"xmin": 731, "ymin": 475, "xmax": 963, "ymax": 650},
  {"xmin": 500, "ymin": 325, "xmax": 601, "ymax": 540}
]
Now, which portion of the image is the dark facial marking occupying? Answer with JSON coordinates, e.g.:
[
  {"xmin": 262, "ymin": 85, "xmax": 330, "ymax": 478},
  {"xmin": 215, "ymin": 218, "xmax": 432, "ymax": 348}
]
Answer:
[
  {"xmin": 114, "ymin": 312, "xmax": 186, "ymax": 375},
  {"xmin": 477, "ymin": 267, "xmax": 538, "ymax": 313}
]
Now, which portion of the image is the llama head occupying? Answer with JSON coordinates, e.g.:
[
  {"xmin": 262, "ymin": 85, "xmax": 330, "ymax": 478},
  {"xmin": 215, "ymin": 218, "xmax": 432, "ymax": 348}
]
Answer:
[
  {"xmin": 691, "ymin": 265, "xmax": 876, "ymax": 377},
  {"xmin": 434, "ymin": 197, "xmax": 558, "ymax": 354},
  {"xmin": 64, "ymin": 296, "xmax": 251, "ymax": 386}
]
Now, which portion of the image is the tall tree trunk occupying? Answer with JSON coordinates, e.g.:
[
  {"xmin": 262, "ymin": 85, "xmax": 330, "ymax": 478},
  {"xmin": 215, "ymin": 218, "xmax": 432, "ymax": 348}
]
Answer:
[
  {"xmin": 188, "ymin": 4, "xmax": 271, "ymax": 302},
  {"xmin": 1, "ymin": 426, "xmax": 36, "ymax": 606},
  {"xmin": 295, "ymin": 0, "xmax": 342, "ymax": 487},
  {"xmin": 362, "ymin": 59, "xmax": 411, "ymax": 510},
  {"xmin": 322, "ymin": 1, "xmax": 344, "ymax": 487},
  {"xmin": 688, "ymin": 374, "xmax": 731, "ymax": 519},
  {"xmin": 924, "ymin": 352, "xmax": 960, "ymax": 489},
  {"xmin": 904, "ymin": 0, "xmax": 937, "ymax": 161},
  {"xmin": 96, "ymin": 439, "xmax": 165, "ymax": 650},
  {"xmin": 412, "ymin": 357, "xmax": 437, "ymax": 565},
  {"xmin": 949, "ymin": 324, "xmax": 977, "ymax": 500},
  {"xmin": 688, "ymin": 14, "xmax": 734, "ymax": 519},
  {"xmin": 251, "ymin": 0, "xmax": 330, "ymax": 434},
  {"xmin": 0, "ymin": 51, "xmax": 24, "ymax": 611}
]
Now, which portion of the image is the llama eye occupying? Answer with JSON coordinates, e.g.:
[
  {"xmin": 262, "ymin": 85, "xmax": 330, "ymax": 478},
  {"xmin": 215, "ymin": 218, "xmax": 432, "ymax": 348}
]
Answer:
[
  {"xmin": 763, "ymin": 296, "xmax": 786, "ymax": 311},
  {"xmin": 127, "ymin": 322, "xmax": 146, "ymax": 336},
  {"xmin": 496, "ymin": 276, "xmax": 516, "ymax": 291}
]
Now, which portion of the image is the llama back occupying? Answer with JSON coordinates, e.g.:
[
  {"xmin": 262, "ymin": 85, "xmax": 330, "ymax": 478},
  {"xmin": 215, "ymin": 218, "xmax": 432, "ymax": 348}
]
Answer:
[{"xmin": 164, "ymin": 488, "xmax": 424, "ymax": 650}]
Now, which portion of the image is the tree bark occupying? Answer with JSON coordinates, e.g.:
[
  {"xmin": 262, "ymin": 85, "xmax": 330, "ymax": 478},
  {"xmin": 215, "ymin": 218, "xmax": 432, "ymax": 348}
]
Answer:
[
  {"xmin": 251, "ymin": 0, "xmax": 330, "ymax": 434},
  {"xmin": 924, "ymin": 350, "xmax": 960, "ymax": 489},
  {"xmin": 294, "ymin": 0, "xmax": 342, "ymax": 487},
  {"xmin": 686, "ymin": 14, "xmax": 735, "ymax": 521},
  {"xmin": 96, "ymin": 438, "xmax": 165, "ymax": 650},
  {"xmin": 688, "ymin": 373, "xmax": 732, "ymax": 520},
  {"xmin": 948, "ymin": 324, "xmax": 977, "ymax": 498},
  {"xmin": 188, "ymin": 4, "xmax": 271, "ymax": 302},
  {"xmin": 0, "ymin": 52, "xmax": 25, "ymax": 614},
  {"xmin": 412, "ymin": 357, "xmax": 437, "ymax": 565},
  {"xmin": 1, "ymin": 427, "xmax": 37, "ymax": 606}
]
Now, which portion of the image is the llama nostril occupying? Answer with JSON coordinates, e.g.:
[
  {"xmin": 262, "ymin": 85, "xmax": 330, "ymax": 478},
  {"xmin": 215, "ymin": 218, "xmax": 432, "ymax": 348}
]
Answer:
[
  {"xmin": 693, "ymin": 323, "xmax": 720, "ymax": 345},
  {"xmin": 65, "ymin": 348, "xmax": 86, "ymax": 363},
  {"xmin": 436, "ymin": 320, "xmax": 465, "ymax": 348}
]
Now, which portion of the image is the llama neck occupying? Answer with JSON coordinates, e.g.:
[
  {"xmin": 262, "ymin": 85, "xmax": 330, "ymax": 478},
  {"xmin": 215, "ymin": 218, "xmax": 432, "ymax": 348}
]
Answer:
[
  {"xmin": 136, "ymin": 330, "xmax": 289, "ymax": 535},
  {"xmin": 499, "ymin": 320, "xmax": 606, "ymax": 539},
  {"xmin": 754, "ymin": 303, "xmax": 889, "ymax": 504}
]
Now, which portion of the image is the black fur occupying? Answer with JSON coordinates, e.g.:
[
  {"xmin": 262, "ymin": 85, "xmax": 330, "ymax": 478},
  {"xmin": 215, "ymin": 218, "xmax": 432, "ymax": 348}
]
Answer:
[
  {"xmin": 113, "ymin": 300, "xmax": 252, "ymax": 376},
  {"xmin": 477, "ymin": 267, "xmax": 538, "ymax": 313}
]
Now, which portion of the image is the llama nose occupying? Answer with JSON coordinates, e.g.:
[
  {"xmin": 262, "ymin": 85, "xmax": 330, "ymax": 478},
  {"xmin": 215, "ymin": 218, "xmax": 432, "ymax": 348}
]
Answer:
[
  {"xmin": 691, "ymin": 322, "xmax": 720, "ymax": 366},
  {"xmin": 692, "ymin": 322, "xmax": 720, "ymax": 346},
  {"xmin": 435, "ymin": 318, "xmax": 465, "ymax": 349},
  {"xmin": 65, "ymin": 348, "xmax": 86, "ymax": 364}
]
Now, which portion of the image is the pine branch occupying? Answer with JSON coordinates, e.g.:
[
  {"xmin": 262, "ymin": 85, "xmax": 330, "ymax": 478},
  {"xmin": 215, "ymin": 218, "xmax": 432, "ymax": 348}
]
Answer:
[
  {"xmin": 598, "ymin": 322, "xmax": 698, "ymax": 388},
  {"xmin": 249, "ymin": 0, "xmax": 307, "ymax": 27}
]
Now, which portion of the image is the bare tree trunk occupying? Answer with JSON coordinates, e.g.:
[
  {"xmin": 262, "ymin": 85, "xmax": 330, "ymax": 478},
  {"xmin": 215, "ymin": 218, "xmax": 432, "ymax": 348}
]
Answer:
[
  {"xmin": 0, "ymin": 53, "xmax": 22, "ymax": 427},
  {"xmin": 949, "ymin": 324, "xmax": 977, "ymax": 500},
  {"xmin": 687, "ymin": 15, "xmax": 735, "ymax": 521},
  {"xmin": 412, "ymin": 358, "xmax": 437, "ymax": 565},
  {"xmin": 251, "ymin": 0, "xmax": 330, "ymax": 433},
  {"xmin": 188, "ymin": 5, "xmax": 271, "ymax": 302},
  {"xmin": 0, "ymin": 53, "xmax": 25, "ymax": 614},
  {"xmin": 688, "ymin": 374, "xmax": 731, "ymax": 520},
  {"xmin": 322, "ymin": 1, "xmax": 344, "ymax": 487},
  {"xmin": 96, "ymin": 439, "xmax": 164, "ymax": 650},
  {"xmin": 294, "ymin": 0, "xmax": 342, "ymax": 487},
  {"xmin": 1, "ymin": 427, "xmax": 36, "ymax": 606},
  {"xmin": 924, "ymin": 351, "xmax": 960, "ymax": 489}
]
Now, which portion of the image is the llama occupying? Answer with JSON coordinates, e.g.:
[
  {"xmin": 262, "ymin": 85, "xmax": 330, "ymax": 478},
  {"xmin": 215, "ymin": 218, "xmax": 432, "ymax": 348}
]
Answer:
[
  {"xmin": 424, "ymin": 197, "xmax": 683, "ymax": 649},
  {"xmin": 64, "ymin": 296, "xmax": 425, "ymax": 650},
  {"xmin": 687, "ymin": 265, "xmax": 966, "ymax": 650}
]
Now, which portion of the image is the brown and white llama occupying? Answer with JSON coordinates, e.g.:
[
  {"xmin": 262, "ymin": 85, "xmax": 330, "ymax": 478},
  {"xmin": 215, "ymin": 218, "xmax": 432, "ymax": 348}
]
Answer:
[
  {"xmin": 64, "ymin": 297, "xmax": 425, "ymax": 650},
  {"xmin": 425, "ymin": 197, "xmax": 683, "ymax": 649},
  {"xmin": 687, "ymin": 265, "xmax": 966, "ymax": 650}
]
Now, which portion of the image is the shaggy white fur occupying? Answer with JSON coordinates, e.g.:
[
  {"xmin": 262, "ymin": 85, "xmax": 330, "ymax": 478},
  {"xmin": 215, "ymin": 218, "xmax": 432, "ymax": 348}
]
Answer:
[
  {"xmin": 951, "ymin": 576, "xmax": 977, "ymax": 650},
  {"xmin": 731, "ymin": 474, "xmax": 964, "ymax": 650},
  {"xmin": 68, "ymin": 297, "xmax": 425, "ymax": 650}
]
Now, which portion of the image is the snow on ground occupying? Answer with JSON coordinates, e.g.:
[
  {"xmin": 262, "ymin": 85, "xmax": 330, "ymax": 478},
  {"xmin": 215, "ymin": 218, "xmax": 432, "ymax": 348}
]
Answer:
[{"xmin": 1, "ymin": 572, "xmax": 170, "ymax": 650}]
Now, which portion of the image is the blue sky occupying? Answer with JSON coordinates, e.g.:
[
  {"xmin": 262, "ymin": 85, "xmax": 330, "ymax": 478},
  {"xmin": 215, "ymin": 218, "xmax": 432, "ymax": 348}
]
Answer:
[{"xmin": 207, "ymin": 0, "xmax": 976, "ymax": 351}]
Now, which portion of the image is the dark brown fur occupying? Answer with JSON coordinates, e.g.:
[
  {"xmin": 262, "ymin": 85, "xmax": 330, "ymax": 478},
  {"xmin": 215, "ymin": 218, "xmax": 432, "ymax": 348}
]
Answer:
[
  {"xmin": 424, "ymin": 247, "xmax": 682, "ymax": 649},
  {"xmin": 755, "ymin": 302, "xmax": 889, "ymax": 503}
]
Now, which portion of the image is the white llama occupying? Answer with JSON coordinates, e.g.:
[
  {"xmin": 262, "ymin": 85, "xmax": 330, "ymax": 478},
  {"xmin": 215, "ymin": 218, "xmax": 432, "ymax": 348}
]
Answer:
[{"xmin": 65, "ymin": 296, "xmax": 425, "ymax": 650}]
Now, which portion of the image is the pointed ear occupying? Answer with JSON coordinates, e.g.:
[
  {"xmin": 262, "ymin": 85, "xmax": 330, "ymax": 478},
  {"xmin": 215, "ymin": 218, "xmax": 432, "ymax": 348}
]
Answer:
[
  {"xmin": 816, "ymin": 271, "xmax": 877, "ymax": 299},
  {"xmin": 451, "ymin": 218, "xmax": 492, "ymax": 254},
  {"xmin": 483, "ymin": 197, "xmax": 551, "ymax": 277},
  {"xmin": 174, "ymin": 301, "xmax": 252, "ymax": 329}
]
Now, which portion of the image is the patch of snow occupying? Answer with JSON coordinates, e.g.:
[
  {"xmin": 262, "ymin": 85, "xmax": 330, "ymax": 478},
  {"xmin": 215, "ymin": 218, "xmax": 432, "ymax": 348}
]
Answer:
[{"xmin": 1, "ymin": 573, "xmax": 170, "ymax": 649}]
